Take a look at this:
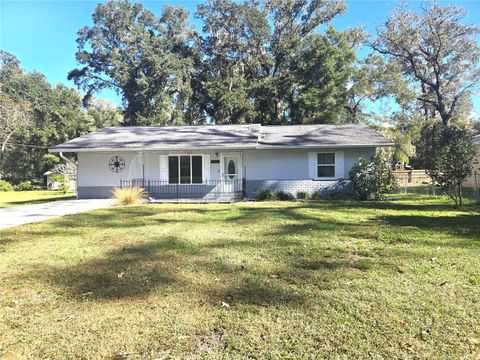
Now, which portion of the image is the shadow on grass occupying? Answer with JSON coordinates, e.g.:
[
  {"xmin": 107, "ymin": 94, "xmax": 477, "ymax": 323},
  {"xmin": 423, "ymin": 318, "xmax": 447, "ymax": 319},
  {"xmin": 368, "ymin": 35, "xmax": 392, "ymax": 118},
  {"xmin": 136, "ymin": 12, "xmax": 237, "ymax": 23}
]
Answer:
[
  {"xmin": 8, "ymin": 198, "xmax": 479, "ymax": 307},
  {"xmin": 1, "ymin": 195, "xmax": 75, "ymax": 208},
  {"xmin": 16, "ymin": 232, "xmax": 373, "ymax": 307},
  {"xmin": 39, "ymin": 236, "xmax": 195, "ymax": 299},
  {"xmin": 381, "ymin": 214, "xmax": 480, "ymax": 242}
]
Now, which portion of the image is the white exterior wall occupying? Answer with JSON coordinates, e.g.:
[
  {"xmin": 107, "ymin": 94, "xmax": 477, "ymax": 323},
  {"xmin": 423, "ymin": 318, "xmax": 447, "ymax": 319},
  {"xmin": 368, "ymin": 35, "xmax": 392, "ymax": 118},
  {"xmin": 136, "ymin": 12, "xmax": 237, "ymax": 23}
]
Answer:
[
  {"xmin": 242, "ymin": 147, "xmax": 375, "ymax": 197},
  {"xmin": 76, "ymin": 147, "xmax": 377, "ymax": 199},
  {"xmin": 243, "ymin": 147, "xmax": 375, "ymax": 180}
]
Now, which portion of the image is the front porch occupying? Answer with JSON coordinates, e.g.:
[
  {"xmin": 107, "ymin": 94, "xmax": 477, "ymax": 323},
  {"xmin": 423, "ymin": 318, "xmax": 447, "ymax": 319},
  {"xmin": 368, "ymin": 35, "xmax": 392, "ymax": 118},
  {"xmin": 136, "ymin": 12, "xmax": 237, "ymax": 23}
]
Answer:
[{"xmin": 120, "ymin": 178, "xmax": 245, "ymax": 202}]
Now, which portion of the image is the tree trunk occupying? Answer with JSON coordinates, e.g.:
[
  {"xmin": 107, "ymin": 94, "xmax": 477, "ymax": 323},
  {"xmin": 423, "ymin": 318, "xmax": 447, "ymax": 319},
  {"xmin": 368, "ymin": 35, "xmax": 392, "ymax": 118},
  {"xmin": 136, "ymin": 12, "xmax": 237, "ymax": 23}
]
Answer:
[
  {"xmin": 440, "ymin": 112, "xmax": 450, "ymax": 127},
  {"xmin": 0, "ymin": 149, "xmax": 3, "ymax": 179},
  {"xmin": 458, "ymin": 183, "xmax": 463, "ymax": 209}
]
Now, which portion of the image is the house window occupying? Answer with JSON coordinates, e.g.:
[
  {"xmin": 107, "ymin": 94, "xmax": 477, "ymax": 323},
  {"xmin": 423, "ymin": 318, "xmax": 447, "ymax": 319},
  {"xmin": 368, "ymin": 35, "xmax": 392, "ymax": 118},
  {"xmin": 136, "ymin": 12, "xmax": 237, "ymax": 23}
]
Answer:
[
  {"xmin": 317, "ymin": 153, "xmax": 335, "ymax": 178},
  {"xmin": 168, "ymin": 155, "xmax": 203, "ymax": 184}
]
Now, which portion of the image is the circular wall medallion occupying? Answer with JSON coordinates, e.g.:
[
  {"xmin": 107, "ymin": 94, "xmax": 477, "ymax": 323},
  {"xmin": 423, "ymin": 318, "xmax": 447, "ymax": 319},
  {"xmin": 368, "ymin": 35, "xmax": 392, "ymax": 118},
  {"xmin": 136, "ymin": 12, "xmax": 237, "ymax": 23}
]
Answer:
[{"xmin": 108, "ymin": 156, "xmax": 125, "ymax": 173}]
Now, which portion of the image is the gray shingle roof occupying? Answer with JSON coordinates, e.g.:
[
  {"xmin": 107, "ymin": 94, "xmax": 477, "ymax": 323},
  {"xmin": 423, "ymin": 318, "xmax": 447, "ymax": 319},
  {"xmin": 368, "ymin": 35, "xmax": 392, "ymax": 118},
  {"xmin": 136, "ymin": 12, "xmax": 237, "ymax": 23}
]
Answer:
[
  {"xmin": 258, "ymin": 124, "xmax": 391, "ymax": 148},
  {"xmin": 474, "ymin": 134, "xmax": 480, "ymax": 145},
  {"xmin": 49, "ymin": 123, "xmax": 393, "ymax": 152}
]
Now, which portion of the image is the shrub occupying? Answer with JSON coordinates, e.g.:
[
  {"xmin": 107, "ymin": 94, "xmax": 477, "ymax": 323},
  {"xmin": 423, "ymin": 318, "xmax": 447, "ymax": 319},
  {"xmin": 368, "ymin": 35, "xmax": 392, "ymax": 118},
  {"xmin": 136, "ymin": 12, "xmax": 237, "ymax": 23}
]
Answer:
[
  {"xmin": 0, "ymin": 180, "xmax": 14, "ymax": 192},
  {"xmin": 112, "ymin": 186, "xmax": 146, "ymax": 205},
  {"xmin": 51, "ymin": 174, "xmax": 72, "ymax": 194},
  {"xmin": 296, "ymin": 191, "xmax": 308, "ymax": 200},
  {"xmin": 16, "ymin": 181, "xmax": 34, "ymax": 191},
  {"xmin": 421, "ymin": 124, "xmax": 475, "ymax": 209},
  {"xmin": 349, "ymin": 152, "xmax": 397, "ymax": 200},
  {"xmin": 254, "ymin": 189, "xmax": 277, "ymax": 201},
  {"xmin": 310, "ymin": 191, "xmax": 322, "ymax": 200},
  {"xmin": 275, "ymin": 191, "xmax": 295, "ymax": 201}
]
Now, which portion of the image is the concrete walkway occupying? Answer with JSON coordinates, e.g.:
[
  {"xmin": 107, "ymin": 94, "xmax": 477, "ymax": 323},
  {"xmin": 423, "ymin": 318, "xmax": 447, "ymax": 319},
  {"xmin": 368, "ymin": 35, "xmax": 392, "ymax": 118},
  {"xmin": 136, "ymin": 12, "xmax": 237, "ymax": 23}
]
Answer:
[{"xmin": 0, "ymin": 199, "xmax": 113, "ymax": 230}]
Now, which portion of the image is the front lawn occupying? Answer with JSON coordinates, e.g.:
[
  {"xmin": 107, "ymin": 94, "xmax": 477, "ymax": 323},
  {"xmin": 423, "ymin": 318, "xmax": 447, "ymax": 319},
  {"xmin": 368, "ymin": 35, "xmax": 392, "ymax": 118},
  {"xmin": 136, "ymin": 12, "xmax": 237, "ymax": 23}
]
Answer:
[
  {"xmin": 0, "ymin": 190, "xmax": 74, "ymax": 208},
  {"xmin": 1, "ymin": 196, "xmax": 479, "ymax": 358}
]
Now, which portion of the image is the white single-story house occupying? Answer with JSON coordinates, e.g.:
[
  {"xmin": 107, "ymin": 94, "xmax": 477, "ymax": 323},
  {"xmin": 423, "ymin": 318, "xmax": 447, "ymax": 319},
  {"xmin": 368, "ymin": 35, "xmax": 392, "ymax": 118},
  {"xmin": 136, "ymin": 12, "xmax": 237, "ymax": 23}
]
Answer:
[
  {"xmin": 49, "ymin": 124, "xmax": 393, "ymax": 201},
  {"xmin": 463, "ymin": 134, "xmax": 480, "ymax": 190}
]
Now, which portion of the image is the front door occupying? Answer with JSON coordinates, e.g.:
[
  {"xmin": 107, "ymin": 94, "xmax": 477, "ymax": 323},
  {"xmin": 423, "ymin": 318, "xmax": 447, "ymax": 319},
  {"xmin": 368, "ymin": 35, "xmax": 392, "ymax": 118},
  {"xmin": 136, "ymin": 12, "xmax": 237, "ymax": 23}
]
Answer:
[{"xmin": 221, "ymin": 153, "xmax": 242, "ymax": 192}]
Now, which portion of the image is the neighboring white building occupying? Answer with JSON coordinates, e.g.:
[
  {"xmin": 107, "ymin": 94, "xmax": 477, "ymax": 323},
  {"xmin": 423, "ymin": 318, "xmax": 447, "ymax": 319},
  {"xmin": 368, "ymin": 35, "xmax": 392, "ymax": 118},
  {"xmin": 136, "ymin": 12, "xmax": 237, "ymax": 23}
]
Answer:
[
  {"xmin": 43, "ymin": 168, "xmax": 76, "ymax": 191},
  {"xmin": 463, "ymin": 134, "xmax": 480, "ymax": 190},
  {"xmin": 44, "ymin": 169, "xmax": 63, "ymax": 190},
  {"xmin": 49, "ymin": 124, "xmax": 393, "ymax": 200}
]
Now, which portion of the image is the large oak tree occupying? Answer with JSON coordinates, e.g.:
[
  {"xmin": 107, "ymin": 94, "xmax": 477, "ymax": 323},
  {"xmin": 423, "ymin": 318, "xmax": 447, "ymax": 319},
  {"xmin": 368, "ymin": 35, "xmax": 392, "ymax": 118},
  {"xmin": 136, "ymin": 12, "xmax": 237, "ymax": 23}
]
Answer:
[{"xmin": 370, "ymin": 2, "xmax": 480, "ymax": 127}]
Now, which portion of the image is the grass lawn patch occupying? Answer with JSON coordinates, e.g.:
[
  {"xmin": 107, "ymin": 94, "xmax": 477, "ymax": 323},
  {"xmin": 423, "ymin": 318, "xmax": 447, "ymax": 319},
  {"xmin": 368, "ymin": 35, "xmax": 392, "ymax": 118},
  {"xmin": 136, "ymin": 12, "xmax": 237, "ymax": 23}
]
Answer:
[
  {"xmin": 0, "ymin": 195, "xmax": 479, "ymax": 358},
  {"xmin": 0, "ymin": 190, "xmax": 75, "ymax": 208}
]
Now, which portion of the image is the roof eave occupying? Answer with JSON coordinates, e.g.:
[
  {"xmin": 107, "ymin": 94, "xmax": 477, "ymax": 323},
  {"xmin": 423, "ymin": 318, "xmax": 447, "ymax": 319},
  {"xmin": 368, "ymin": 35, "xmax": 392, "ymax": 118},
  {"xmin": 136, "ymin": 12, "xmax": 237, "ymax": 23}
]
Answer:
[
  {"xmin": 256, "ymin": 143, "xmax": 394, "ymax": 149},
  {"xmin": 49, "ymin": 142, "xmax": 394, "ymax": 153}
]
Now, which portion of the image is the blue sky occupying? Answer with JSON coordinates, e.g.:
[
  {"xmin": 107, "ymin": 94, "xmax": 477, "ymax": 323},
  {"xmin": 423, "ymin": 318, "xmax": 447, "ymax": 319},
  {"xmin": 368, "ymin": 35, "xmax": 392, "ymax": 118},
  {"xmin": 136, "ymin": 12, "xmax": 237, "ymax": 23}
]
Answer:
[{"xmin": 1, "ymin": 0, "xmax": 479, "ymax": 115}]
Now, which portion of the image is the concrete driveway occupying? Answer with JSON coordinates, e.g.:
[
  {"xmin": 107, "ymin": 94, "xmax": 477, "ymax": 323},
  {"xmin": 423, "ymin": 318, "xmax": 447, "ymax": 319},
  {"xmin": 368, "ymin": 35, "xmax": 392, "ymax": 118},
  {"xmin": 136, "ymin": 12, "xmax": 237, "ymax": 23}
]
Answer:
[{"xmin": 0, "ymin": 199, "xmax": 113, "ymax": 230}]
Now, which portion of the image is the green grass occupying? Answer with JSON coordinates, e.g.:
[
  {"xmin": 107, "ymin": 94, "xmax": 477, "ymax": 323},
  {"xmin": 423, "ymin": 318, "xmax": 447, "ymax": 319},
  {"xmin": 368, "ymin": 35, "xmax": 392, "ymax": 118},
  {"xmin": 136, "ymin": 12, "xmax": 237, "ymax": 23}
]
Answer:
[
  {"xmin": 0, "ymin": 195, "xmax": 479, "ymax": 359},
  {"xmin": 0, "ymin": 190, "xmax": 74, "ymax": 208}
]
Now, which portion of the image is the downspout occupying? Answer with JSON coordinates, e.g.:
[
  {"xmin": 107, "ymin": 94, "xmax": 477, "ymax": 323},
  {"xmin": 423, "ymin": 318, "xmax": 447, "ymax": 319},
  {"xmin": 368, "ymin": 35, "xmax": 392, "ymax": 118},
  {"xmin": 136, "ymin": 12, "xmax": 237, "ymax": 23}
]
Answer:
[{"xmin": 59, "ymin": 151, "xmax": 77, "ymax": 197}]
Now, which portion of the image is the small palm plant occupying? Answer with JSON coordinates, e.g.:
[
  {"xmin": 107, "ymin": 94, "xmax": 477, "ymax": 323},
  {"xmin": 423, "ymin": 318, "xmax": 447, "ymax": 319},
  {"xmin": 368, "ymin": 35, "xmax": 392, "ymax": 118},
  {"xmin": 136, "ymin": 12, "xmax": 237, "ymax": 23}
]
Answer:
[{"xmin": 112, "ymin": 186, "xmax": 146, "ymax": 205}]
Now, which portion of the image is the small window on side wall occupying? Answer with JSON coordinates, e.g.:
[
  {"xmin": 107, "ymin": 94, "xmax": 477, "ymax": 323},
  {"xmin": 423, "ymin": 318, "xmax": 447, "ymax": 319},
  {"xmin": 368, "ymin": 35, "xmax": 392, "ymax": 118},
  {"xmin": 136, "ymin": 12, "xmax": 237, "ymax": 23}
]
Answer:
[{"xmin": 317, "ymin": 153, "xmax": 335, "ymax": 178}]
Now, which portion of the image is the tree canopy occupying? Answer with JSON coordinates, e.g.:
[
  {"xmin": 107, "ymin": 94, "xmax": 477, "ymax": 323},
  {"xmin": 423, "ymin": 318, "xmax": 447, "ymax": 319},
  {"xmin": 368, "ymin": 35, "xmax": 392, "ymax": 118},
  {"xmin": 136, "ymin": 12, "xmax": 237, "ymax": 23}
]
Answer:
[
  {"xmin": 370, "ymin": 2, "xmax": 480, "ymax": 127},
  {"xmin": 69, "ymin": 0, "xmax": 359, "ymax": 125},
  {"xmin": 0, "ymin": 51, "xmax": 122, "ymax": 184}
]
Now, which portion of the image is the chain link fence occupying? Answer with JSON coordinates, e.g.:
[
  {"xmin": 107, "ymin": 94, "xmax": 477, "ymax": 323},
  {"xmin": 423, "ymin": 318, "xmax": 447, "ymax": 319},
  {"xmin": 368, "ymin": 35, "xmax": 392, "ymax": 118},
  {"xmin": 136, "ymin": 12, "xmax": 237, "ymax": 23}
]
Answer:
[{"xmin": 393, "ymin": 170, "xmax": 480, "ymax": 203}]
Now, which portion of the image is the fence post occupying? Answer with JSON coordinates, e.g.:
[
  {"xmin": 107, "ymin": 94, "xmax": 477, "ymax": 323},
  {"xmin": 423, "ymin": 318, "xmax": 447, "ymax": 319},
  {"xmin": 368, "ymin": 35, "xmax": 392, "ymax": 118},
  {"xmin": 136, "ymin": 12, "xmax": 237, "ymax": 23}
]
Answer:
[
  {"xmin": 475, "ymin": 171, "xmax": 479, "ymax": 204},
  {"xmin": 242, "ymin": 178, "xmax": 246, "ymax": 199}
]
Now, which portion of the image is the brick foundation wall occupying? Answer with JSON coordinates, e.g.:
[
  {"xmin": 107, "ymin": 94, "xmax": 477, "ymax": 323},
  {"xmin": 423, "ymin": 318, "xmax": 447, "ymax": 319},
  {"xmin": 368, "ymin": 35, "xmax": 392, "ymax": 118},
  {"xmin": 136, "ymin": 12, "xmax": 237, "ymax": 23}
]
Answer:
[{"xmin": 245, "ymin": 179, "xmax": 351, "ymax": 198}]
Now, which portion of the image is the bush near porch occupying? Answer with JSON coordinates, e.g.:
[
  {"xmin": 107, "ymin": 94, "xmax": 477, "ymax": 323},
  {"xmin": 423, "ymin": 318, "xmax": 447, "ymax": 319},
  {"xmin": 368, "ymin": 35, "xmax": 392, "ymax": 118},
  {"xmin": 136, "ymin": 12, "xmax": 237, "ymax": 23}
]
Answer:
[{"xmin": 0, "ymin": 195, "xmax": 479, "ymax": 358}]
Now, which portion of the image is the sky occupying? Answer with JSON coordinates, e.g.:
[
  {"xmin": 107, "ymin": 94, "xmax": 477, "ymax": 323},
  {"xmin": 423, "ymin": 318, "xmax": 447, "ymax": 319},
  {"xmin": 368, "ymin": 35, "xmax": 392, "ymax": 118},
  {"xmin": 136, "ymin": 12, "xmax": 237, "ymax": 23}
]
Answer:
[{"xmin": 1, "ymin": 0, "xmax": 479, "ymax": 115}]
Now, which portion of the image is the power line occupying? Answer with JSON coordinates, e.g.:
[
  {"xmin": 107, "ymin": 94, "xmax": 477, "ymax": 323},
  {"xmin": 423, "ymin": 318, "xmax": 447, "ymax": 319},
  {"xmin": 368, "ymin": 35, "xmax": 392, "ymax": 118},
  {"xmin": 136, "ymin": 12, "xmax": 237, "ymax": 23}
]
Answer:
[{"xmin": 10, "ymin": 142, "xmax": 49, "ymax": 149}]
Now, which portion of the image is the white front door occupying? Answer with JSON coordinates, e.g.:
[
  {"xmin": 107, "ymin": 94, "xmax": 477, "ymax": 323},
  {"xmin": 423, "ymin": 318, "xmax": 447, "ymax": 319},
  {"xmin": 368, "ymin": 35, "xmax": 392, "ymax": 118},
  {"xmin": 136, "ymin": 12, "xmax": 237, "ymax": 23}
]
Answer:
[
  {"xmin": 221, "ymin": 153, "xmax": 242, "ymax": 192},
  {"xmin": 221, "ymin": 153, "xmax": 241, "ymax": 180}
]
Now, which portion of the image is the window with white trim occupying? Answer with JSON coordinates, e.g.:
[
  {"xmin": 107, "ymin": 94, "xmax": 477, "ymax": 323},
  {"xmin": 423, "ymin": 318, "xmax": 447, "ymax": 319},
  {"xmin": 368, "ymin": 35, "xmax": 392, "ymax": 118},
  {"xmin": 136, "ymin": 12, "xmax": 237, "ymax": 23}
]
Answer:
[
  {"xmin": 168, "ymin": 155, "xmax": 203, "ymax": 184},
  {"xmin": 317, "ymin": 153, "xmax": 335, "ymax": 178}
]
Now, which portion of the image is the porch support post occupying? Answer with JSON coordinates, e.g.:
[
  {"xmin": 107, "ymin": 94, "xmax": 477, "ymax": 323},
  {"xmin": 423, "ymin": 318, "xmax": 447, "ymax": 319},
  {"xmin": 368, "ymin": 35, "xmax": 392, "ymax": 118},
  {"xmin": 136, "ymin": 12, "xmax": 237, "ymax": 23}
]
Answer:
[{"xmin": 141, "ymin": 151, "xmax": 145, "ymax": 187}]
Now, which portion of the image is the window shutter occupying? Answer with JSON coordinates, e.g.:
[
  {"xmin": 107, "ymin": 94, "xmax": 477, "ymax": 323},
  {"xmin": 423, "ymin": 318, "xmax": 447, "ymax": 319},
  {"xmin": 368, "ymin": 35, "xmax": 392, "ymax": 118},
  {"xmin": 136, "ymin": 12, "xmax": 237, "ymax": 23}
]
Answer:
[
  {"xmin": 308, "ymin": 152, "xmax": 316, "ymax": 179},
  {"xmin": 159, "ymin": 155, "xmax": 168, "ymax": 181},
  {"xmin": 335, "ymin": 151, "xmax": 344, "ymax": 179},
  {"xmin": 202, "ymin": 154, "xmax": 210, "ymax": 181}
]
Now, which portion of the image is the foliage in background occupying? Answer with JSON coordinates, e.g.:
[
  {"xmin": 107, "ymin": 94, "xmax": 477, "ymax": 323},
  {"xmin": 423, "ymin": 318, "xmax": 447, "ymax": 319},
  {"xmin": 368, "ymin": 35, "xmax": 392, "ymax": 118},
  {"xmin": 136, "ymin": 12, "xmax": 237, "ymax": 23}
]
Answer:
[
  {"xmin": 420, "ymin": 124, "xmax": 475, "ymax": 208},
  {"xmin": 0, "ymin": 92, "xmax": 33, "ymax": 178},
  {"xmin": 112, "ymin": 186, "xmax": 147, "ymax": 205},
  {"xmin": 16, "ymin": 181, "xmax": 34, "ymax": 191},
  {"xmin": 370, "ymin": 2, "xmax": 480, "ymax": 127},
  {"xmin": 0, "ymin": 51, "xmax": 122, "ymax": 184},
  {"xmin": 68, "ymin": 0, "xmax": 196, "ymax": 126},
  {"xmin": 349, "ymin": 152, "xmax": 397, "ymax": 200},
  {"xmin": 50, "ymin": 174, "xmax": 72, "ymax": 194},
  {"xmin": 69, "ymin": 0, "xmax": 359, "ymax": 125},
  {"xmin": 0, "ymin": 179, "xmax": 14, "ymax": 192}
]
